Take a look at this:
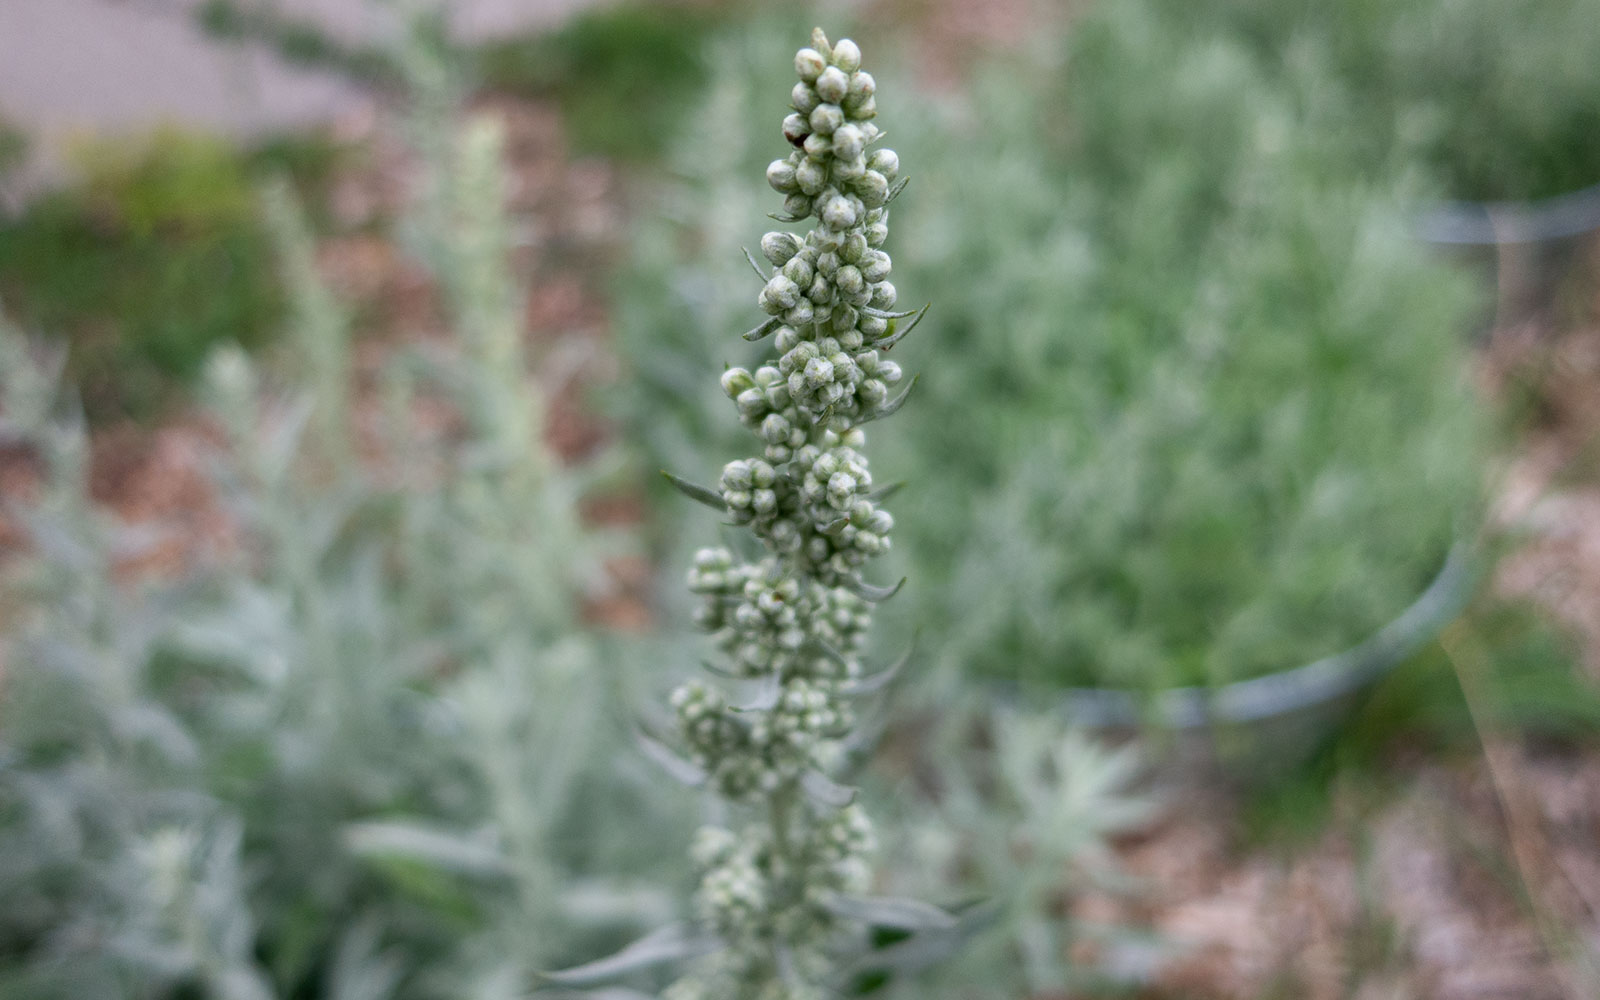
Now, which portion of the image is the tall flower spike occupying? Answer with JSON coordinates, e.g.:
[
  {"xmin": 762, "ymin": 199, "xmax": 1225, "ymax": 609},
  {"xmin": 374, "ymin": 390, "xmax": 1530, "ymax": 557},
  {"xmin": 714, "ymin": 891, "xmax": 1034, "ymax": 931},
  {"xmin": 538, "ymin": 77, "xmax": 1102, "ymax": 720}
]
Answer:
[{"xmin": 656, "ymin": 28, "xmax": 935, "ymax": 1000}]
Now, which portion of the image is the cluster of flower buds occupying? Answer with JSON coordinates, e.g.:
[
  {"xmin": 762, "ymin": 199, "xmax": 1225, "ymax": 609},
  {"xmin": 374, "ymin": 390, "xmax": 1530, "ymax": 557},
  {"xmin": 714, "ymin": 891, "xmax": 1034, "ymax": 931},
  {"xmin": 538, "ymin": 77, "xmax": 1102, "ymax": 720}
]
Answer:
[{"xmin": 661, "ymin": 29, "xmax": 920, "ymax": 1000}]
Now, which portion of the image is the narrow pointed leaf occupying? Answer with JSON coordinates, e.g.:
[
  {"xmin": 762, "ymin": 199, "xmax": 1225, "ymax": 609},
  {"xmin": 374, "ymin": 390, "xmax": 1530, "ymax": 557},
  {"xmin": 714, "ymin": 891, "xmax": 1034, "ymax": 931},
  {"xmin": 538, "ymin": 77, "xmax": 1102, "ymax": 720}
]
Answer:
[
  {"xmin": 802, "ymin": 770, "xmax": 857, "ymax": 807},
  {"xmin": 634, "ymin": 728, "xmax": 706, "ymax": 787},
  {"xmin": 742, "ymin": 317, "xmax": 782, "ymax": 342},
  {"xmin": 661, "ymin": 471, "xmax": 727, "ymax": 511},
  {"xmin": 821, "ymin": 894, "xmax": 957, "ymax": 931},
  {"xmin": 842, "ymin": 632, "xmax": 916, "ymax": 696},
  {"xmin": 884, "ymin": 176, "xmax": 910, "ymax": 206},
  {"xmin": 344, "ymin": 820, "xmax": 509, "ymax": 877},
  {"xmin": 838, "ymin": 900, "xmax": 1002, "ymax": 983},
  {"xmin": 846, "ymin": 575, "xmax": 906, "ymax": 603},
  {"xmin": 540, "ymin": 923, "xmax": 716, "ymax": 986},
  {"xmin": 866, "ymin": 481, "xmax": 905, "ymax": 503},
  {"xmin": 862, "ymin": 306, "xmax": 921, "ymax": 320},
  {"xmin": 857, "ymin": 375, "xmax": 918, "ymax": 425},
  {"xmin": 878, "ymin": 305, "xmax": 929, "ymax": 351},
  {"xmin": 810, "ymin": 639, "xmax": 854, "ymax": 671},
  {"xmin": 741, "ymin": 246, "xmax": 771, "ymax": 281},
  {"xmin": 732, "ymin": 673, "xmax": 782, "ymax": 712},
  {"xmin": 768, "ymin": 211, "xmax": 807, "ymax": 223}
]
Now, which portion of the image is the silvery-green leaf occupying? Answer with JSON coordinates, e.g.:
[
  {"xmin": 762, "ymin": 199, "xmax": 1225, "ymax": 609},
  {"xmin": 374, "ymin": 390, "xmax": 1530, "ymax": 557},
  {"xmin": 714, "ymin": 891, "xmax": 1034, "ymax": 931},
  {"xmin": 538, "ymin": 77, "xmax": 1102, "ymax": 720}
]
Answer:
[
  {"xmin": 846, "ymin": 575, "xmax": 906, "ymax": 602},
  {"xmin": 634, "ymin": 728, "xmax": 706, "ymax": 787},
  {"xmin": 857, "ymin": 374, "xmax": 918, "ymax": 423},
  {"xmin": 838, "ymin": 900, "xmax": 1001, "ymax": 982},
  {"xmin": 540, "ymin": 922, "xmax": 717, "ymax": 986},
  {"xmin": 741, "ymin": 247, "xmax": 771, "ymax": 281},
  {"xmin": 822, "ymin": 893, "xmax": 957, "ymax": 931},
  {"xmin": 732, "ymin": 673, "xmax": 782, "ymax": 712},
  {"xmin": 344, "ymin": 820, "xmax": 509, "ymax": 877},
  {"xmin": 865, "ymin": 481, "xmax": 905, "ymax": 503},
  {"xmin": 660, "ymin": 471, "xmax": 727, "ymax": 511},
  {"xmin": 801, "ymin": 770, "xmax": 857, "ymax": 807},
  {"xmin": 877, "ymin": 305, "xmax": 929, "ymax": 351},
  {"xmin": 842, "ymin": 635, "xmax": 915, "ymax": 696},
  {"xmin": 742, "ymin": 317, "xmax": 782, "ymax": 342}
]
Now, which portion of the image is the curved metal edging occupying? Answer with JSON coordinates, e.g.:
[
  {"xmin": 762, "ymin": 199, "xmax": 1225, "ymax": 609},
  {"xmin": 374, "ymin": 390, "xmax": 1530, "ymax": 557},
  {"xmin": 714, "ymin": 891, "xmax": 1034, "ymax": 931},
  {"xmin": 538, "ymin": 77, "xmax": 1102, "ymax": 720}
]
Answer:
[
  {"xmin": 1416, "ymin": 182, "xmax": 1600, "ymax": 246},
  {"xmin": 1056, "ymin": 544, "xmax": 1478, "ymax": 731}
]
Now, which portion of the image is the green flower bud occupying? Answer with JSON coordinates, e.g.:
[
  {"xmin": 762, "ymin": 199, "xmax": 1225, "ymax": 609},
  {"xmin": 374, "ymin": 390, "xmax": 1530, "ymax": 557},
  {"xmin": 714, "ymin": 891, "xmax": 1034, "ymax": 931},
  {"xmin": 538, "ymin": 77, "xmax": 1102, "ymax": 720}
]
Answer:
[
  {"xmin": 763, "ymin": 275, "xmax": 801, "ymax": 311},
  {"xmin": 851, "ymin": 95, "xmax": 877, "ymax": 119},
  {"xmin": 859, "ymin": 379, "xmax": 888, "ymax": 408},
  {"xmin": 795, "ymin": 157, "xmax": 827, "ymax": 195},
  {"xmin": 760, "ymin": 413, "xmax": 792, "ymax": 444},
  {"xmin": 803, "ymin": 356, "xmax": 835, "ymax": 388},
  {"xmin": 834, "ymin": 264, "xmax": 864, "ymax": 295},
  {"xmin": 864, "ymin": 220, "xmax": 888, "ymax": 247},
  {"xmin": 774, "ymin": 326, "xmax": 800, "ymax": 352},
  {"xmin": 761, "ymin": 231, "xmax": 804, "ymax": 266},
  {"xmin": 840, "ymin": 232, "xmax": 867, "ymax": 263},
  {"xmin": 859, "ymin": 315, "xmax": 887, "ymax": 338},
  {"xmin": 807, "ymin": 275, "xmax": 833, "ymax": 305},
  {"xmin": 860, "ymin": 250, "xmax": 891, "ymax": 282},
  {"xmin": 722, "ymin": 459, "xmax": 754, "ymax": 490},
  {"xmin": 821, "ymin": 195, "xmax": 858, "ymax": 231},
  {"xmin": 783, "ymin": 255, "xmax": 814, "ymax": 286},
  {"xmin": 831, "ymin": 123, "xmax": 865, "ymax": 162},
  {"xmin": 736, "ymin": 388, "xmax": 768, "ymax": 419},
  {"xmin": 722, "ymin": 367, "xmax": 756, "ymax": 398},
  {"xmin": 791, "ymin": 82, "xmax": 820, "ymax": 114},
  {"xmin": 856, "ymin": 170, "xmax": 889, "ymax": 208},
  {"xmin": 815, "ymin": 65, "xmax": 849, "ymax": 103},
  {"xmin": 782, "ymin": 193, "xmax": 812, "ymax": 218},
  {"xmin": 838, "ymin": 328, "xmax": 865, "ymax": 351},
  {"xmin": 808, "ymin": 103, "xmax": 843, "ymax": 136},
  {"xmin": 795, "ymin": 47, "xmax": 826, "ymax": 81},
  {"xmin": 782, "ymin": 113, "xmax": 810, "ymax": 145},
  {"xmin": 833, "ymin": 157, "xmax": 867, "ymax": 183},
  {"xmin": 870, "ymin": 281, "xmax": 896, "ymax": 308},
  {"xmin": 866, "ymin": 148, "xmax": 898, "ymax": 181},
  {"xmin": 780, "ymin": 340, "xmax": 818, "ymax": 376},
  {"xmin": 783, "ymin": 300, "xmax": 814, "ymax": 326},
  {"xmin": 831, "ymin": 38, "xmax": 861, "ymax": 73},
  {"xmin": 816, "ymin": 251, "xmax": 840, "ymax": 277},
  {"xmin": 802, "ymin": 131, "xmax": 832, "ymax": 160},
  {"xmin": 767, "ymin": 159, "xmax": 799, "ymax": 193},
  {"xmin": 848, "ymin": 70, "xmax": 876, "ymax": 100}
]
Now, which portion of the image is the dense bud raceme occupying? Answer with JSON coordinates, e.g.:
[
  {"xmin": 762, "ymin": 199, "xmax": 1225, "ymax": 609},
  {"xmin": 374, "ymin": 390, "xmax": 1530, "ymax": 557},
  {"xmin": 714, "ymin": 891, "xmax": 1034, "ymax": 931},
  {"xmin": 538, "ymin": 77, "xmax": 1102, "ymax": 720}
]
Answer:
[{"xmin": 658, "ymin": 29, "xmax": 923, "ymax": 1000}]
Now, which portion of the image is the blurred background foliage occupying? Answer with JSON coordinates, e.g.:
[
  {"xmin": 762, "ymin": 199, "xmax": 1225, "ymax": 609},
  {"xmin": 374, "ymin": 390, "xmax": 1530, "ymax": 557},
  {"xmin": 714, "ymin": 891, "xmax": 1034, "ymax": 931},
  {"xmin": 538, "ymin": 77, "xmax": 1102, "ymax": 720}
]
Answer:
[{"xmin": 2, "ymin": 0, "xmax": 1600, "ymax": 995}]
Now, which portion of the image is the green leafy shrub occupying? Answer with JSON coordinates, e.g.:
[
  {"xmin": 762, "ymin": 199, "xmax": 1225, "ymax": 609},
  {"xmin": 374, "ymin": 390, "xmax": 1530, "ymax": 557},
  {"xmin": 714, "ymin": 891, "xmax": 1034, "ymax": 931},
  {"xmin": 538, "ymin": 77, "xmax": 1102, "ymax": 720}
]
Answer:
[
  {"xmin": 880, "ymin": 37, "xmax": 1489, "ymax": 692},
  {"xmin": 1160, "ymin": 0, "xmax": 1600, "ymax": 201},
  {"xmin": 0, "ymin": 130, "xmax": 340, "ymax": 421}
]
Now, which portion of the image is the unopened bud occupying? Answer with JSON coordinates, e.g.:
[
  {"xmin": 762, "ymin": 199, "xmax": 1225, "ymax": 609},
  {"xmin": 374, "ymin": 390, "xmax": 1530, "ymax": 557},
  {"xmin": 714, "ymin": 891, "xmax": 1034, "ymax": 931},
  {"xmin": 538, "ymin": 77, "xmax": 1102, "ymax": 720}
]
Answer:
[
  {"xmin": 761, "ymin": 231, "xmax": 803, "ymax": 266},
  {"xmin": 831, "ymin": 38, "xmax": 861, "ymax": 73},
  {"xmin": 795, "ymin": 47, "xmax": 826, "ymax": 81},
  {"xmin": 815, "ymin": 65, "xmax": 849, "ymax": 103}
]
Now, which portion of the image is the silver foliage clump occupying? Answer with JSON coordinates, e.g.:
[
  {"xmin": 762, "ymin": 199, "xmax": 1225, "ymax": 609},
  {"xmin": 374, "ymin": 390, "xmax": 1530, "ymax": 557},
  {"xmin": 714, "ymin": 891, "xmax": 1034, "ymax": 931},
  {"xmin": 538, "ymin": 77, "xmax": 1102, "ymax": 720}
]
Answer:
[{"xmin": 0, "ymin": 20, "xmax": 684, "ymax": 998}]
